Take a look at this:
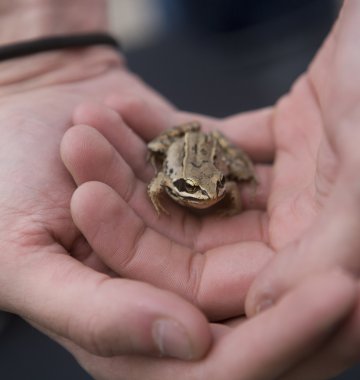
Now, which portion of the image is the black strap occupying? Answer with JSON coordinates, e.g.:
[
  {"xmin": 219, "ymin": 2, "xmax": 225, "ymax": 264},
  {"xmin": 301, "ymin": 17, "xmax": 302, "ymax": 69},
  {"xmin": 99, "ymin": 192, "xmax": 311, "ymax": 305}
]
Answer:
[{"xmin": 0, "ymin": 33, "xmax": 121, "ymax": 61}]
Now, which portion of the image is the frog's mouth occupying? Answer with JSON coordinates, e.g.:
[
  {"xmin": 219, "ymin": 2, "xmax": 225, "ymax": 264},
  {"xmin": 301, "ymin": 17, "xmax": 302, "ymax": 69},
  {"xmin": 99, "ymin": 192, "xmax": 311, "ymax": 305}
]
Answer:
[{"xmin": 166, "ymin": 188, "xmax": 226, "ymax": 209}]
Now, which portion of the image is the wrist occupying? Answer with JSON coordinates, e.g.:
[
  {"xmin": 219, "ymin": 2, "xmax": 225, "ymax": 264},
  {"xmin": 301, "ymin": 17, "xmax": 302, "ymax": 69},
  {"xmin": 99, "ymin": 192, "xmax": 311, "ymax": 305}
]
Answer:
[{"xmin": 0, "ymin": 0, "xmax": 108, "ymax": 44}]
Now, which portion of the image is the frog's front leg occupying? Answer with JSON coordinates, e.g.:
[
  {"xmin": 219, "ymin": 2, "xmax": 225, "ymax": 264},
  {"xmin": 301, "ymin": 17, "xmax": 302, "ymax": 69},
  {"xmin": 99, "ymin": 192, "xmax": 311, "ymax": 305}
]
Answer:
[{"xmin": 147, "ymin": 172, "xmax": 169, "ymax": 215}]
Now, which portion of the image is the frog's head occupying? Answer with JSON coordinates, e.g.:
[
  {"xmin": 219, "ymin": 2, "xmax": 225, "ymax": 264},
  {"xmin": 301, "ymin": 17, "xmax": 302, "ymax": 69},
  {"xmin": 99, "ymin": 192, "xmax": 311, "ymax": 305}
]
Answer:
[{"xmin": 167, "ymin": 171, "xmax": 226, "ymax": 209}]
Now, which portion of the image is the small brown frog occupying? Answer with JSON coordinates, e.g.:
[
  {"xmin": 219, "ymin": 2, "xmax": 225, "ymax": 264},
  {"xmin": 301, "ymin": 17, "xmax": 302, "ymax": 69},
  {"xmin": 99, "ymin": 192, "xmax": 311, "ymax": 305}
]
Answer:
[{"xmin": 147, "ymin": 121, "xmax": 256, "ymax": 215}]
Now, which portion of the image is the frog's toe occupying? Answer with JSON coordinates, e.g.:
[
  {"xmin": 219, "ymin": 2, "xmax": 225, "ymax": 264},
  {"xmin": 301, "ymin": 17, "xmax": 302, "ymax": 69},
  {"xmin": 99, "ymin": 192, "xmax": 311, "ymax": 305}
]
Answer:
[
  {"xmin": 148, "ymin": 192, "xmax": 169, "ymax": 216},
  {"xmin": 155, "ymin": 200, "xmax": 169, "ymax": 216}
]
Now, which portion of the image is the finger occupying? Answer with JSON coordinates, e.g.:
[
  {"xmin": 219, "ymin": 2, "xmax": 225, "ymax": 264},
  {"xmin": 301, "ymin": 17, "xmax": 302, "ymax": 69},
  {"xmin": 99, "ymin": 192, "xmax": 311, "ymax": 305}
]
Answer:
[
  {"xmin": 72, "ymin": 101, "xmax": 152, "ymax": 181},
  {"xmin": 313, "ymin": 0, "xmax": 360, "ymax": 130},
  {"xmin": 71, "ymin": 181, "xmax": 274, "ymax": 319},
  {"xmin": 40, "ymin": 321, "xmax": 230, "ymax": 380},
  {"xmin": 219, "ymin": 107, "xmax": 275, "ymax": 162},
  {"xmin": 204, "ymin": 270, "xmax": 357, "ymax": 380},
  {"xmin": 105, "ymin": 94, "xmax": 275, "ymax": 163},
  {"xmin": 279, "ymin": 288, "xmax": 360, "ymax": 380},
  {"xmin": 0, "ymin": 245, "xmax": 210, "ymax": 360},
  {"xmin": 104, "ymin": 95, "xmax": 174, "ymax": 141},
  {"xmin": 61, "ymin": 124, "xmax": 202, "ymax": 249},
  {"xmin": 61, "ymin": 125, "xmax": 271, "ymax": 249},
  {"xmin": 59, "ymin": 270, "xmax": 357, "ymax": 380},
  {"xmin": 107, "ymin": 97, "xmax": 223, "ymax": 140},
  {"xmin": 174, "ymin": 109, "xmax": 275, "ymax": 163}
]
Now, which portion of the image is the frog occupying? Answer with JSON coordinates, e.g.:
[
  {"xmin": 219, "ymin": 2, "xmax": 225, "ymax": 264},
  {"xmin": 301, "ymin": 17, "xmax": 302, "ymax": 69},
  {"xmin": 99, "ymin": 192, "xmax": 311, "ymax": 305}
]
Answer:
[{"xmin": 147, "ymin": 121, "xmax": 256, "ymax": 215}]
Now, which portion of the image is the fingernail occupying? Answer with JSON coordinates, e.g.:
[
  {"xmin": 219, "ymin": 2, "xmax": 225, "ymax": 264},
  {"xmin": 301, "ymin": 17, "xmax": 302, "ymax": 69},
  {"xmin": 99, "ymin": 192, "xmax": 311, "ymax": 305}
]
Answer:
[
  {"xmin": 152, "ymin": 319, "xmax": 194, "ymax": 360},
  {"xmin": 255, "ymin": 298, "xmax": 273, "ymax": 314}
]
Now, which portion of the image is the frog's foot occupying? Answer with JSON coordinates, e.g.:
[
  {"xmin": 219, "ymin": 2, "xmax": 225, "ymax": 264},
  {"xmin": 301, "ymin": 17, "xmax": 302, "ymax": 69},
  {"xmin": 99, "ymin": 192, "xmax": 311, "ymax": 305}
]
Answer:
[
  {"xmin": 152, "ymin": 196, "xmax": 169, "ymax": 216},
  {"xmin": 147, "ymin": 173, "xmax": 169, "ymax": 216}
]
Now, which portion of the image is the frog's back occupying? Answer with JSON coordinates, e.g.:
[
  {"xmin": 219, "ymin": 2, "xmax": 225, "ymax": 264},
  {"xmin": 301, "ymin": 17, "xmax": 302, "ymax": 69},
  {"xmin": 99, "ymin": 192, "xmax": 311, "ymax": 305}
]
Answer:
[{"xmin": 163, "ymin": 137, "xmax": 185, "ymax": 179}]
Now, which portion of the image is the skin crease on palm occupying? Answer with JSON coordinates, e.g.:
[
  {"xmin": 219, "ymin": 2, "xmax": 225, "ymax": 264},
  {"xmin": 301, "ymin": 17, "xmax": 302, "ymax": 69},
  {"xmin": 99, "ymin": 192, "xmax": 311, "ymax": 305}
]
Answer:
[{"xmin": 1, "ymin": 1, "xmax": 360, "ymax": 380}]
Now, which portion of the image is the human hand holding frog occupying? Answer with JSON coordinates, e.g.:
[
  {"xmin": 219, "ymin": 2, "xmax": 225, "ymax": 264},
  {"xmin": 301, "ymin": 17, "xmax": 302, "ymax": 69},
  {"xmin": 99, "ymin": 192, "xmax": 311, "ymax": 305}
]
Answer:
[
  {"xmin": 0, "ymin": 1, "xmax": 330, "ymax": 379},
  {"xmin": 61, "ymin": 100, "xmax": 273, "ymax": 321},
  {"xmin": 2, "ymin": 0, "xmax": 359, "ymax": 378},
  {"xmin": 61, "ymin": 97, "xmax": 357, "ymax": 379},
  {"xmin": 62, "ymin": 0, "xmax": 360, "ymax": 378}
]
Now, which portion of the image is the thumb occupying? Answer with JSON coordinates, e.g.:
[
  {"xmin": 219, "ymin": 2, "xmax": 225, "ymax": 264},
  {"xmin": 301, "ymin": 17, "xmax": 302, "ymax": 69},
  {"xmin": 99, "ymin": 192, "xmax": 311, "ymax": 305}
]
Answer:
[
  {"xmin": 1, "ymin": 247, "xmax": 211, "ymax": 360},
  {"xmin": 246, "ymin": 174, "xmax": 360, "ymax": 316}
]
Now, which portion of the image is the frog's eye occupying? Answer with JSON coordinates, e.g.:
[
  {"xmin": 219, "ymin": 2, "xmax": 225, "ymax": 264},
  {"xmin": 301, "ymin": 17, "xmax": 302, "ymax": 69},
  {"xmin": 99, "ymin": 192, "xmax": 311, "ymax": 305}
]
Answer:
[
  {"xmin": 173, "ymin": 179, "xmax": 198, "ymax": 194},
  {"xmin": 185, "ymin": 180, "xmax": 198, "ymax": 194}
]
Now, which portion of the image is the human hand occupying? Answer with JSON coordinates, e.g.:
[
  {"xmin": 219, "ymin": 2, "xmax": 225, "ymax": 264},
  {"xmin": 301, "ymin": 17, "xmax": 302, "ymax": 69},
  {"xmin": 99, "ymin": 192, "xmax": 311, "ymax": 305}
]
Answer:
[
  {"xmin": 61, "ymin": 98, "xmax": 274, "ymax": 321},
  {"xmin": 240, "ymin": 0, "xmax": 360, "ymax": 377},
  {"xmin": 61, "ymin": 1, "xmax": 360, "ymax": 377},
  {"xmin": 0, "ymin": 0, "xmax": 217, "ymax": 364},
  {"xmin": 52, "ymin": 271, "xmax": 359, "ymax": 380}
]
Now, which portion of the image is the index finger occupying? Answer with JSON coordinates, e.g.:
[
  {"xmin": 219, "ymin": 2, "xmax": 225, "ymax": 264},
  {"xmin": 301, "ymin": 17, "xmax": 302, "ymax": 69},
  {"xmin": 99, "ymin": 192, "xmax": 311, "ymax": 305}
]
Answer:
[
  {"xmin": 70, "ymin": 181, "xmax": 274, "ymax": 320},
  {"xmin": 105, "ymin": 95, "xmax": 275, "ymax": 162}
]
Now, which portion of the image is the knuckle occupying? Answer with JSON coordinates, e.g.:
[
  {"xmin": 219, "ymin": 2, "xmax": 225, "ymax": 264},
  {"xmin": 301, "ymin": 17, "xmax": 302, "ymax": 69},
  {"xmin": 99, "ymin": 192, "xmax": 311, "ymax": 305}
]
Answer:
[{"xmin": 80, "ymin": 310, "xmax": 118, "ymax": 357}]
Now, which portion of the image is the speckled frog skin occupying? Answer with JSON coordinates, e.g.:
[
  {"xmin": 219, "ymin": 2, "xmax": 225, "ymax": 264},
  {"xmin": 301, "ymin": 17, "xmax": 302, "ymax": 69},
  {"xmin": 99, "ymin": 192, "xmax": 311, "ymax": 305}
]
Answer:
[{"xmin": 147, "ymin": 121, "xmax": 256, "ymax": 215}]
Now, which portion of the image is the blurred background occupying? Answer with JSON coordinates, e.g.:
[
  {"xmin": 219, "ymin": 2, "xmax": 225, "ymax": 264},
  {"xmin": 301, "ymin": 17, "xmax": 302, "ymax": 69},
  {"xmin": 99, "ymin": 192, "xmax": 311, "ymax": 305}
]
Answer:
[
  {"xmin": 2, "ymin": 0, "xmax": 359, "ymax": 379},
  {"xmin": 110, "ymin": 0, "xmax": 340, "ymax": 116}
]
